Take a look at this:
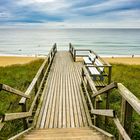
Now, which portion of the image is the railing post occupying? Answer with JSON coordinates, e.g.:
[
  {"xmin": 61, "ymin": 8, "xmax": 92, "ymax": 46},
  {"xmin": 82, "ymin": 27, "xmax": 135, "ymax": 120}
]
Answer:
[
  {"xmin": 108, "ymin": 66, "xmax": 112, "ymax": 84},
  {"xmin": 35, "ymin": 82, "xmax": 39, "ymax": 108},
  {"xmin": 71, "ymin": 48, "xmax": 73, "ymax": 57},
  {"xmin": 105, "ymin": 91, "xmax": 110, "ymax": 129},
  {"xmin": 69, "ymin": 43, "xmax": 71, "ymax": 52},
  {"xmin": 74, "ymin": 50, "xmax": 76, "ymax": 62},
  {"xmin": 21, "ymin": 103, "xmax": 28, "ymax": 130},
  {"xmin": 81, "ymin": 68, "xmax": 85, "ymax": 87},
  {"xmin": 95, "ymin": 100, "xmax": 101, "ymax": 127},
  {"xmin": 119, "ymin": 98, "xmax": 133, "ymax": 140},
  {"xmin": 104, "ymin": 65, "xmax": 112, "ymax": 128}
]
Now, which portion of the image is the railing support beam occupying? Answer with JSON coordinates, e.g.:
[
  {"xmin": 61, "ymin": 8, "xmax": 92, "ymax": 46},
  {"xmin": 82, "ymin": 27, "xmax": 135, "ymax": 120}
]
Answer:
[
  {"xmin": 119, "ymin": 98, "xmax": 133, "ymax": 140},
  {"xmin": 21, "ymin": 103, "xmax": 28, "ymax": 130}
]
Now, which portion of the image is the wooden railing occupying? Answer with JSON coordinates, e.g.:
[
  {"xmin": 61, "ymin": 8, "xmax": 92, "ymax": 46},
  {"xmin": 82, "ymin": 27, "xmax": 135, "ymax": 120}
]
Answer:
[
  {"xmin": 0, "ymin": 44, "xmax": 57, "ymax": 131},
  {"xmin": 69, "ymin": 43, "xmax": 112, "ymax": 85},
  {"xmin": 69, "ymin": 43, "xmax": 91, "ymax": 62},
  {"xmin": 81, "ymin": 66, "xmax": 140, "ymax": 140}
]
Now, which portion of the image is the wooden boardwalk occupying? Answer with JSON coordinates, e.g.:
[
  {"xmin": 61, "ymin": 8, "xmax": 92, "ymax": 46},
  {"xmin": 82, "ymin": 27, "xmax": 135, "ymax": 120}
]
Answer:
[
  {"xmin": 36, "ymin": 51, "xmax": 92, "ymax": 129},
  {"xmin": 1, "ymin": 46, "xmax": 138, "ymax": 140}
]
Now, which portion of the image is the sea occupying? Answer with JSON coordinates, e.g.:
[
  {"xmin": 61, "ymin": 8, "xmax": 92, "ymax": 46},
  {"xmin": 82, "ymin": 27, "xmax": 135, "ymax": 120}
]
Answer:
[{"xmin": 0, "ymin": 28, "xmax": 140, "ymax": 57}]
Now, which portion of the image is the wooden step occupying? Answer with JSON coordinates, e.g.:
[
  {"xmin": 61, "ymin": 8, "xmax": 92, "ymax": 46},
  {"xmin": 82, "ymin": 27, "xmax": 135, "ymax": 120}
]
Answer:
[{"xmin": 21, "ymin": 127, "xmax": 106, "ymax": 140}]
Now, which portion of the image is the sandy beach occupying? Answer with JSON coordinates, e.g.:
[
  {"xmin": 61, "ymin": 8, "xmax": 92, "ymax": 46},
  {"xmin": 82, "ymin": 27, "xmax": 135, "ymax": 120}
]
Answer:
[
  {"xmin": 0, "ymin": 56, "xmax": 41, "ymax": 66},
  {"xmin": 103, "ymin": 57, "xmax": 140, "ymax": 65},
  {"xmin": 76, "ymin": 56, "xmax": 140, "ymax": 65},
  {"xmin": 0, "ymin": 56, "xmax": 140, "ymax": 67}
]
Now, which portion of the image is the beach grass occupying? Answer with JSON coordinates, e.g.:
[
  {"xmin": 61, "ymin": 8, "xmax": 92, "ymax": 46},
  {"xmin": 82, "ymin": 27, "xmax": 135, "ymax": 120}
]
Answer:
[
  {"xmin": 104, "ymin": 63, "xmax": 140, "ymax": 139},
  {"xmin": 0, "ymin": 60, "xmax": 139, "ymax": 139},
  {"xmin": 0, "ymin": 59, "xmax": 44, "ymax": 139}
]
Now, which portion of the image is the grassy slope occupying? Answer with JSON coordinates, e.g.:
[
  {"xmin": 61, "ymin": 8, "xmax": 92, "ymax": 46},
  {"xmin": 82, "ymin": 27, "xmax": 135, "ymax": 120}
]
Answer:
[
  {"xmin": 0, "ymin": 59, "xmax": 44, "ymax": 139},
  {"xmin": 0, "ymin": 61, "xmax": 139, "ymax": 139},
  {"xmin": 108, "ymin": 64, "xmax": 140, "ymax": 140}
]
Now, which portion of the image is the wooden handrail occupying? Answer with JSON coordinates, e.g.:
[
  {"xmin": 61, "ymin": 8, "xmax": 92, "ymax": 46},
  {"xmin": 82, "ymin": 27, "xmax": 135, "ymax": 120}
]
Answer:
[
  {"xmin": 19, "ymin": 59, "xmax": 47, "ymax": 105},
  {"xmin": 19, "ymin": 44, "xmax": 57, "ymax": 105},
  {"xmin": 75, "ymin": 49, "xmax": 91, "ymax": 52},
  {"xmin": 90, "ymin": 108, "xmax": 131, "ymax": 140},
  {"xmin": 1, "ymin": 46, "xmax": 55, "ymax": 123},
  {"xmin": 3, "ymin": 112, "xmax": 32, "ymax": 121},
  {"xmin": 82, "ymin": 66, "xmax": 102, "ymax": 101},
  {"xmin": 0, "ymin": 84, "xmax": 30, "ymax": 99},
  {"xmin": 29, "ymin": 58, "xmax": 52, "ymax": 113},
  {"xmin": 90, "ymin": 125, "xmax": 114, "ymax": 138},
  {"xmin": 69, "ymin": 43, "xmax": 111, "ymax": 67},
  {"xmin": 81, "ymin": 62, "xmax": 139, "ymax": 139},
  {"xmin": 86, "ymin": 65, "xmax": 111, "ymax": 67},
  {"xmin": 89, "ymin": 82, "xmax": 140, "ymax": 140},
  {"xmin": 113, "ymin": 118, "xmax": 131, "ymax": 140},
  {"xmin": 8, "ymin": 127, "xmax": 33, "ymax": 140},
  {"xmin": 92, "ymin": 82, "xmax": 117, "ymax": 98},
  {"xmin": 117, "ymin": 83, "xmax": 140, "ymax": 115},
  {"xmin": 91, "ymin": 50, "xmax": 111, "ymax": 66},
  {"xmin": 91, "ymin": 109, "xmax": 115, "ymax": 118},
  {"xmin": 0, "ymin": 44, "xmax": 57, "ymax": 132}
]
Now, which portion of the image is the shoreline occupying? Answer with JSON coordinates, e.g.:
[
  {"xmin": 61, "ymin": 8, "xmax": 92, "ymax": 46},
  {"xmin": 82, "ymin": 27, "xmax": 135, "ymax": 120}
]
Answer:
[
  {"xmin": 0, "ymin": 53, "xmax": 140, "ymax": 58},
  {"xmin": 0, "ymin": 55, "xmax": 140, "ymax": 66},
  {"xmin": 0, "ymin": 54, "xmax": 47, "ymax": 58}
]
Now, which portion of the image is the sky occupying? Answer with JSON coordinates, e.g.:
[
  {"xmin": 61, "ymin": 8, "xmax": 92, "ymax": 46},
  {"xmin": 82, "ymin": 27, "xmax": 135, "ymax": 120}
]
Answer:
[{"xmin": 0, "ymin": 0, "xmax": 140, "ymax": 28}]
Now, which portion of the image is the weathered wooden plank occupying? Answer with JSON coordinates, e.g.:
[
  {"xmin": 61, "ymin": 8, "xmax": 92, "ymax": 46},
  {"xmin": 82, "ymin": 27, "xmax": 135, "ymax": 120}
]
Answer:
[
  {"xmin": 49, "ymin": 66, "xmax": 60, "ymax": 128},
  {"xmin": 82, "ymin": 80, "xmax": 94, "ymax": 113},
  {"xmin": 90, "ymin": 125, "xmax": 114, "ymax": 139},
  {"xmin": 69, "ymin": 70, "xmax": 79, "ymax": 127},
  {"xmin": 82, "ymin": 67, "xmax": 102, "ymax": 101},
  {"xmin": 72, "ymin": 62, "xmax": 83, "ymax": 127},
  {"xmin": 67, "ymin": 73, "xmax": 75, "ymax": 128},
  {"xmin": 45, "ymin": 63, "xmax": 58, "ymax": 128},
  {"xmin": 73, "ymin": 63, "xmax": 88, "ymax": 127},
  {"xmin": 62, "ymin": 56, "xmax": 67, "ymax": 128},
  {"xmin": 91, "ymin": 109, "xmax": 115, "ymax": 117},
  {"xmin": 45, "ymin": 59, "xmax": 59, "ymax": 128},
  {"xmin": 53, "ymin": 60, "xmax": 61, "ymax": 128},
  {"xmin": 118, "ymin": 83, "xmax": 140, "ymax": 115},
  {"xmin": 119, "ymin": 98, "xmax": 133, "ymax": 139},
  {"xmin": 8, "ymin": 127, "xmax": 33, "ymax": 140},
  {"xmin": 4, "ymin": 112, "xmax": 31, "ymax": 121},
  {"xmin": 35, "ymin": 65, "xmax": 54, "ymax": 128},
  {"xmin": 0, "ymin": 84, "xmax": 30, "ymax": 99},
  {"xmin": 35, "ymin": 51, "xmax": 93, "ymax": 129},
  {"xmin": 0, "ymin": 119, "xmax": 5, "ymax": 130},
  {"xmin": 39, "ymin": 58, "xmax": 57, "ymax": 128},
  {"xmin": 91, "ymin": 50, "xmax": 111, "ymax": 66},
  {"xmin": 19, "ymin": 44, "xmax": 57, "ymax": 105},
  {"xmin": 92, "ymin": 82, "xmax": 117, "ymax": 98},
  {"xmin": 58, "ymin": 74, "xmax": 63, "ymax": 128},
  {"xmin": 113, "ymin": 118, "xmax": 131, "ymax": 140},
  {"xmin": 29, "ymin": 59, "xmax": 52, "ymax": 114},
  {"xmin": 74, "ymin": 62, "xmax": 92, "ymax": 126}
]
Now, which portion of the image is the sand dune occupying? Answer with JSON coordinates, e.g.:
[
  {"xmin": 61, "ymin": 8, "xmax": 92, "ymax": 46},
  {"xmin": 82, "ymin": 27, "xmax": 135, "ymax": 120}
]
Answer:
[
  {"xmin": 0, "ymin": 56, "xmax": 40, "ymax": 66},
  {"xmin": 103, "ymin": 57, "xmax": 140, "ymax": 65}
]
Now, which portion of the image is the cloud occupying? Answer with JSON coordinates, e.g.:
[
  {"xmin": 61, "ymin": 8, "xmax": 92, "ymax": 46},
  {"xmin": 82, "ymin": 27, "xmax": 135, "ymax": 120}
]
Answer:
[{"xmin": 0, "ymin": 0, "xmax": 140, "ymax": 28}]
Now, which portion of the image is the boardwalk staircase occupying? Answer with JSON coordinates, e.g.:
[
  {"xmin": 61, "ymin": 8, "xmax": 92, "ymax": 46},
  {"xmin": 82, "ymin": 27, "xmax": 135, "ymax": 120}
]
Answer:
[
  {"xmin": 19, "ymin": 127, "xmax": 113, "ymax": 140},
  {"xmin": 0, "ymin": 43, "xmax": 140, "ymax": 140}
]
